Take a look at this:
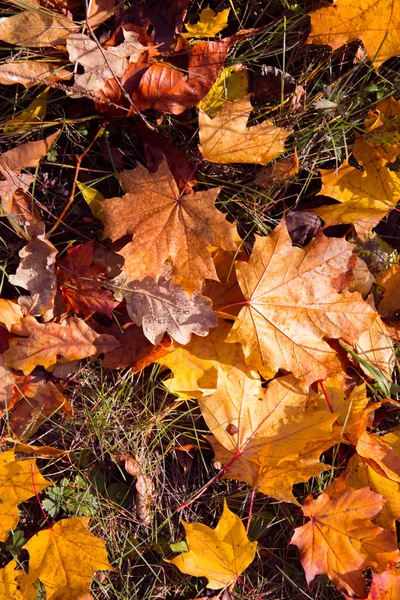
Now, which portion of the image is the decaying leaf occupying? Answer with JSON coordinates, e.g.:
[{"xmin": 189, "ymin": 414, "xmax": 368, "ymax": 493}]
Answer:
[
  {"xmin": 227, "ymin": 220, "xmax": 377, "ymax": 386},
  {"xmin": 9, "ymin": 227, "xmax": 57, "ymax": 317},
  {"xmin": 183, "ymin": 6, "xmax": 230, "ymax": 38},
  {"xmin": 102, "ymin": 159, "xmax": 237, "ymax": 294},
  {"xmin": 157, "ymin": 319, "xmax": 244, "ymax": 399},
  {"xmin": 56, "ymin": 240, "xmax": 119, "ymax": 318},
  {"xmin": 117, "ymin": 454, "xmax": 156, "ymax": 526},
  {"xmin": 313, "ymin": 135, "xmax": 400, "ymax": 238},
  {"xmin": 199, "ymin": 95, "xmax": 289, "ymax": 164},
  {"xmin": 87, "ymin": 0, "xmax": 117, "ymax": 28},
  {"xmin": 3, "ymin": 315, "xmax": 118, "ymax": 375},
  {"xmin": 168, "ymin": 500, "xmax": 257, "ymax": 589},
  {"xmin": 0, "ymin": 299, "xmax": 23, "ymax": 331},
  {"xmin": 307, "ymin": 0, "xmax": 400, "ymax": 71},
  {"xmin": 201, "ymin": 368, "xmax": 337, "ymax": 503},
  {"xmin": 0, "ymin": 61, "xmax": 71, "ymax": 88},
  {"xmin": 67, "ymin": 30, "xmax": 146, "ymax": 93},
  {"xmin": 290, "ymin": 476, "xmax": 400, "ymax": 597},
  {"xmin": 21, "ymin": 517, "xmax": 113, "ymax": 600},
  {"xmin": 123, "ymin": 271, "xmax": 218, "ymax": 345},
  {"xmin": 0, "ymin": 449, "xmax": 52, "ymax": 541},
  {"xmin": 0, "ymin": 7, "xmax": 78, "ymax": 47}
]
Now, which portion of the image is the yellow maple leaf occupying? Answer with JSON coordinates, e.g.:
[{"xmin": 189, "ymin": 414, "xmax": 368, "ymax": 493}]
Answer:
[
  {"xmin": 0, "ymin": 449, "xmax": 52, "ymax": 541},
  {"xmin": 364, "ymin": 96, "xmax": 400, "ymax": 161},
  {"xmin": 21, "ymin": 517, "xmax": 114, "ymax": 600},
  {"xmin": 198, "ymin": 66, "xmax": 249, "ymax": 118},
  {"xmin": 307, "ymin": 0, "xmax": 400, "ymax": 71},
  {"xmin": 167, "ymin": 500, "xmax": 257, "ymax": 589},
  {"xmin": 183, "ymin": 6, "xmax": 230, "ymax": 38},
  {"xmin": 0, "ymin": 559, "xmax": 30, "ymax": 600},
  {"xmin": 313, "ymin": 135, "xmax": 400, "ymax": 238},
  {"xmin": 200, "ymin": 367, "xmax": 338, "ymax": 503},
  {"xmin": 199, "ymin": 95, "xmax": 289, "ymax": 164}
]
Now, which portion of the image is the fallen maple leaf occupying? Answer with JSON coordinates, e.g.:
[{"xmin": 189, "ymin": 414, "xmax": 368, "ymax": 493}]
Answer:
[
  {"xmin": 168, "ymin": 500, "xmax": 257, "ymax": 589},
  {"xmin": 366, "ymin": 565, "xmax": 400, "ymax": 600},
  {"xmin": 0, "ymin": 449, "xmax": 52, "ymax": 541},
  {"xmin": 3, "ymin": 315, "xmax": 118, "ymax": 375},
  {"xmin": 157, "ymin": 319, "xmax": 244, "ymax": 399},
  {"xmin": 227, "ymin": 220, "xmax": 377, "ymax": 386},
  {"xmin": 202, "ymin": 248, "xmax": 247, "ymax": 317},
  {"xmin": 102, "ymin": 158, "xmax": 237, "ymax": 294},
  {"xmin": 67, "ymin": 30, "xmax": 146, "ymax": 93},
  {"xmin": 356, "ymin": 310, "xmax": 395, "ymax": 382},
  {"xmin": 200, "ymin": 367, "xmax": 337, "ymax": 503},
  {"xmin": 56, "ymin": 240, "xmax": 119, "ymax": 318},
  {"xmin": 0, "ymin": 7, "xmax": 78, "ymax": 47},
  {"xmin": 9, "ymin": 228, "xmax": 57, "ymax": 318},
  {"xmin": 346, "ymin": 453, "xmax": 400, "ymax": 532},
  {"xmin": 183, "ymin": 6, "xmax": 230, "ymax": 38},
  {"xmin": 364, "ymin": 96, "xmax": 400, "ymax": 162},
  {"xmin": 21, "ymin": 517, "xmax": 113, "ymax": 600},
  {"xmin": 0, "ymin": 559, "xmax": 28, "ymax": 600},
  {"xmin": 198, "ymin": 66, "xmax": 249, "ymax": 118},
  {"xmin": 0, "ymin": 61, "xmax": 72, "ymax": 88},
  {"xmin": 199, "ymin": 95, "xmax": 289, "ymax": 164},
  {"xmin": 123, "ymin": 271, "xmax": 218, "ymax": 344},
  {"xmin": 307, "ymin": 0, "xmax": 400, "ymax": 70},
  {"xmin": 0, "ymin": 132, "xmax": 58, "ymax": 237},
  {"xmin": 313, "ymin": 135, "xmax": 400, "ymax": 238},
  {"xmin": 290, "ymin": 476, "xmax": 400, "ymax": 597},
  {"xmin": 357, "ymin": 429, "xmax": 400, "ymax": 482},
  {"xmin": 376, "ymin": 265, "xmax": 400, "ymax": 316}
]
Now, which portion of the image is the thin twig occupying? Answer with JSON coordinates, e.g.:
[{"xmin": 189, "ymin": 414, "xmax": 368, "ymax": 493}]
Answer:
[{"xmin": 47, "ymin": 122, "xmax": 106, "ymax": 236}]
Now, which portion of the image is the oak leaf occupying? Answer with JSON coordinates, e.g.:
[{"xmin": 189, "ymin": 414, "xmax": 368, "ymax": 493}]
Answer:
[
  {"xmin": 183, "ymin": 6, "xmax": 230, "ymax": 38},
  {"xmin": 67, "ymin": 31, "xmax": 146, "ymax": 93},
  {"xmin": 0, "ymin": 449, "xmax": 52, "ymax": 541},
  {"xmin": 0, "ymin": 62, "xmax": 72, "ymax": 88},
  {"xmin": 123, "ymin": 272, "xmax": 218, "ymax": 344},
  {"xmin": 0, "ymin": 299, "xmax": 23, "ymax": 331},
  {"xmin": 313, "ymin": 136, "xmax": 400, "ymax": 237},
  {"xmin": 227, "ymin": 220, "xmax": 377, "ymax": 386},
  {"xmin": 102, "ymin": 159, "xmax": 237, "ymax": 294},
  {"xmin": 199, "ymin": 367, "xmax": 337, "ymax": 503},
  {"xmin": 3, "ymin": 315, "xmax": 118, "ymax": 375},
  {"xmin": 0, "ymin": 8, "xmax": 78, "ymax": 47},
  {"xmin": 157, "ymin": 319, "xmax": 244, "ymax": 399},
  {"xmin": 290, "ymin": 476, "xmax": 400, "ymax": 597},
  {"xmin": 346, "ymin": 453, "xmax": 400, "ymax": 532},
  {"xmin": 199, "ymin": 95, "xmax": 289, "ymax": 164},
  {"xmin": 21, "ymin": 517, "xmax": 113, "ymax": 600},
  {"xmin": 366, "ymin": 565, "xmax": 400, "ymax": 600},
  {"xmin": 168, "ymin": 500, "xmax": 257, "ymax": 589},
  {"xmin": 56, "ymin": 241, "xmax": 119, "ymax": 318},
  {"xmin": 9, "ymin": 229, "xmax": 57, "ymax": 317},
  {"xmin": 376, "ymin": 265, "xmax": 400, "ymax": 316},
  {"xmin": 307, "ymin": 0, "xmax": 400, "ymax": 70}
]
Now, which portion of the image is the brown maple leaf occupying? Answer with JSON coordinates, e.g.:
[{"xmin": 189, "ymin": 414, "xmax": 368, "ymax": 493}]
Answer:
[
  {"xmin": 102, "ymin": 159, "xmax": 237, "ymax": 294},
  {"xmin": 226, "ymin": 219, "xmax": 377, "ymax": 387}
]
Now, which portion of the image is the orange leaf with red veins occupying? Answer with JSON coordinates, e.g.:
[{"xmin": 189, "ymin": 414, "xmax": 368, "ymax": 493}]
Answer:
[
  {"xmin": 307, "ymin": 0, "xmax": 400, "ymax": 71},
  {"xmin": 9, "ymin": 230, "xmax": 57, "ymax": 318},
  {"xmin": 226, "ymin": 220, "xmax": 377, "ymax": 386},
  {"xmin": 57, "ymin": 241, "xmax": 119, "ymax": 318},
  {"xmin": 199, "ymin": 367, "xmax": 338, "ymax": 504},
  {"xmin": 346, "ymin": 453, "xmax": 400, "ymax": 532},
  {"xmin": 367, "ymin": 565, "xmax": 400, "ymax": 600},
  {"xmin": 313, "ymin": 136, "xmax": 400, "ymax": 238},
  {"xmin": 102, "ymin": 159, "xmax": 237, "ymax": 294},
  {"xmin": 3, "ymin": 315, "xmax": 118, "ymax": 375},
  {"xmin": 376, "ymin": 265, "xmax": 400, "ymax": 316},
  {"xmin": 290, "ymin": 477, "xmax": 400, "ymax": 597}
]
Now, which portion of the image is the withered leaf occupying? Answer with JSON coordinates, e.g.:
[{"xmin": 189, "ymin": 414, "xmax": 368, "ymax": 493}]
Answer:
[
  {"xmin": 9, "ymin": 229, "xmax": 57, "ymax": 317},
  {"xmin": 0, "ymin": 8, "xmax": 78, "ymax": 47},
  {"xmin": 3, "ymin": 316, "xmax": 118, "ymax": 375},
  {"xmin": 102, "ymin": 159, "xmax": 237, "ymax": 294},
  {"xmin": 123, "ymin": 272, "xmax": 218, "ymax": 345},
  {"xmin": 0, "ymin": 62, "xmax": 72, "ymax": 88}
]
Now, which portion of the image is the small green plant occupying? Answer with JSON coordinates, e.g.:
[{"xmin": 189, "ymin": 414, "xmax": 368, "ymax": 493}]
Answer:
[{"xmin": 42, "ymin": 474, "xmax": 99, "ymax": 518}]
